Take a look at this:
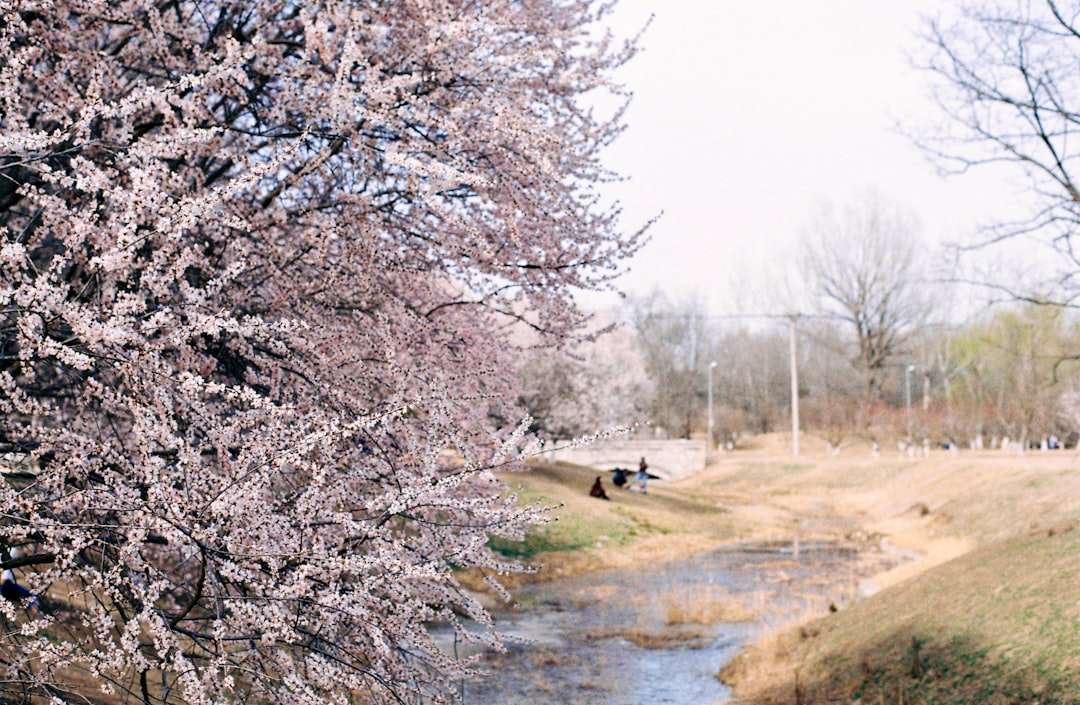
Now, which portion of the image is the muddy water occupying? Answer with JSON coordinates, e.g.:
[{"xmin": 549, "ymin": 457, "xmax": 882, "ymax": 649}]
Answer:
[{"xmin": 459, "ymin": 542, "xmax": 903, "ymax": 705}]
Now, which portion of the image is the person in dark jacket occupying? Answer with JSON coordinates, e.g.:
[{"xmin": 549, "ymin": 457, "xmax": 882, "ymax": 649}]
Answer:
[{"xmin": 589, "ymin": 476, "xmax": 610, "ymax": 500}]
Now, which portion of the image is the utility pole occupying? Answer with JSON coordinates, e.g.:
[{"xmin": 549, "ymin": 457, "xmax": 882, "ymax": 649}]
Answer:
[
  {"xmin": 790, "ymin": 315, "xmax": 799, "ymax": 458},
  {"xmin": 707, "ymin": 361, "xmax": 717, "ymax": 457},
  {"xmin": 905, "ymin": 364, "xmax": 915, "ymax": 443}
]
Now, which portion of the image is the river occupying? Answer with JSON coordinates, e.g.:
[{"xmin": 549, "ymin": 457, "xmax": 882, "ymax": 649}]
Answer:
[{"xmin": 455, "ymin": 540, "xmax": 904, "ymax": 705}]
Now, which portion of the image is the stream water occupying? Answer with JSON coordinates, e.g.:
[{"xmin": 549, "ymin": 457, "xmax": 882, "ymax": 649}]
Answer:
[{"xmin": 456, "ymin": 541, "xmax": 905, "ymax": 705}]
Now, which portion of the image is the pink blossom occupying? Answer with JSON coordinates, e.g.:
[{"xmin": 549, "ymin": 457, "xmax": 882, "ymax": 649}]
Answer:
[{"xmin": 0, "ymin": 0, "xmax": 644, "ymax": 703}]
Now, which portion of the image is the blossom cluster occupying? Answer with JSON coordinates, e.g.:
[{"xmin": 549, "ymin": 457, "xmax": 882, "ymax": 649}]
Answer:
[{"xmin": 0, "ymin": 0, "xmax": 643, "ymax": 703}]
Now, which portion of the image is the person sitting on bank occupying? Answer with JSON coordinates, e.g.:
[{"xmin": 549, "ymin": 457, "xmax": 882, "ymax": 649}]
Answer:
[
  {"xmin": 589, "ymin": 476, "xmax": 610, "ymax": 500},
  {"xmin": 611, "ymin": 467, "xmax": 628, "ymax": 488}
]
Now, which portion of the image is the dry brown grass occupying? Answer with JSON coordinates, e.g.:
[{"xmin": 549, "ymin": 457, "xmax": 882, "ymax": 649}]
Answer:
[
  {"xmin": 497, "ymin": 435, "xmax": 1080, "ymax": 705},
  {"xmin": 717, "ymin": 624, "xmax": 807, "ymax": 701},
  {"xmin": 528, "ymin": 649, "xmax": 568, "ymax": 668},
  {"xmin": 663, "ymin": 587, "xmax": 757, "ymax": 626},
  {"xmin": 584, "ymin": 625, "xmax": 715, "ymax": 650}
]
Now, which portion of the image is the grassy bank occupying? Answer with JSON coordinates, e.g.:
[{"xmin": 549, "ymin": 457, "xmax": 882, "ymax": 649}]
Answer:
[
  {"xmin": 715, "ymin": 443, "xmax": 1080, "ymax": 705},
  {"xmin": 483, "ymin": 460, "xmax": 739, "ymax": 585},
  {"xmin": 493, "ymin": 436, "xmax": 1080, "ymax": 704},
  {"xmin": 721, "ymin": 528, "xmax": 1080, "ymax": 704}
]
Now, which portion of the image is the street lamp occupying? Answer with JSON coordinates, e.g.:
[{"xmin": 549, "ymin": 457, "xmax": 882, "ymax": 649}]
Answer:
[
  {"xmin": 905, "ymin": 364, "xmax": 915, "ymax": 442},
  {"xmin": 707, "ymin": 361, "xmax": 718, "ymax": 455}
]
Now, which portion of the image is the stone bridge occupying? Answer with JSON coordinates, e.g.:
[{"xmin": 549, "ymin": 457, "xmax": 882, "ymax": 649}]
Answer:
[{"xmin": 541, "ymin": 439, "xmax": 706, "ymax": 482}]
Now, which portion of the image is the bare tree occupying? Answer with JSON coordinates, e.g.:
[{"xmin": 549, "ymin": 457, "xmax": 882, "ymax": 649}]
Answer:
[
  {"xmin": 799, "ymin": 193, "xmax": 932, "ymax": 401},
  {"xmin": 798, "ymin": 318, "xmax": 865, "ymax": 448},
  {"xmin": 628, "ymin": 290, "xmax": 713, "ymax": 439},
  {"xmin": 712, "ymin": 325, "xmax": 792, "ymax": 438},
  {"xmin": 918, "ymin": 0, "xmax": 1080, "ymax": 303},
  {"xmin": 1057, "ymin": 381, "xmax": 1080, "ymax": 446}
]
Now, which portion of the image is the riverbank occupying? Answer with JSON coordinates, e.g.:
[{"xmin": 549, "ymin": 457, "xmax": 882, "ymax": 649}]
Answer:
[{"xmin": 487, "ymin": 434, "xmax": 1080, "ymax": 704}]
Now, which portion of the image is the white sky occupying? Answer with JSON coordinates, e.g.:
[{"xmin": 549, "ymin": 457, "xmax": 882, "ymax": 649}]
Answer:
[{"xmin": 586, "ymin": 1, "xmax": 1030, "ymax": 314}]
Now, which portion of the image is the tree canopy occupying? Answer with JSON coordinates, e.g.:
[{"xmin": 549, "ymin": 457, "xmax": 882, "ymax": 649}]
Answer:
[{"xmin": 0, "ymin": 1, "xmax": 644, "ymax": 703}]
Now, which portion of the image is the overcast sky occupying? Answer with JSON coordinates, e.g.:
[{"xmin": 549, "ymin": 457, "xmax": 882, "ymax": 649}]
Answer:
[{"xmin": 585, "ymin": 1, "xmax": 1028, "ymax": 314}]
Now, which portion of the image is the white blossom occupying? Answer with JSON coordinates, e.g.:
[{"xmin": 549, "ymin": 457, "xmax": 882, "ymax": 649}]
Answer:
[{"xmin": 0, "ymin": 0, "xmax": 644, "ymax": 703}]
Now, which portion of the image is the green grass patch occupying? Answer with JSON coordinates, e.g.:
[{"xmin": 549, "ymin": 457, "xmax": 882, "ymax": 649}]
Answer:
[{"xmin": 488, "ymin": 510, "xmax": 638, "ymax": 560}]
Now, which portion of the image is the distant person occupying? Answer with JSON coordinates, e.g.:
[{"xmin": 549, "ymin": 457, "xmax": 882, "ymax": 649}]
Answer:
[
  {"xmin": 611, "ymin": 467, "xmax": 628, "ymax": 488},
  {"xmin": 634, "ymin": 457, "xmax": 649, "ymax": 493},
  {"xmin": 589, "ymin": 476, "xmax": 610, "ymax": 500}
]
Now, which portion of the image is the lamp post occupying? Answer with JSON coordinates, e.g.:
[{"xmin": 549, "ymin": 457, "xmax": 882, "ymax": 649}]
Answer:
[
  {"xmin": 707, "ymin": 361, "xmax": 718, "ymax": 455},
  {"xmin": 905, "ymin": 364, "xmax": 915, "ymax": 443}
]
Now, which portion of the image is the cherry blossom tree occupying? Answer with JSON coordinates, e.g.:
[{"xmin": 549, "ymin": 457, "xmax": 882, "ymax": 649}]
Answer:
[
  {"xmin": 0, "ymin": 1, "xmax": 644, "ymax": 703},
  {"xmin": 516, "ymin": 315, "xmax": 651, "ymax": 440}
]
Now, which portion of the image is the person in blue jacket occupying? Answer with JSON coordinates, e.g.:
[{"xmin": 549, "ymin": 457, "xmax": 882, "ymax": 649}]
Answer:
[{"xmin": 634, "ymin": 457, "xmax": 649, "ymax": 493}]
